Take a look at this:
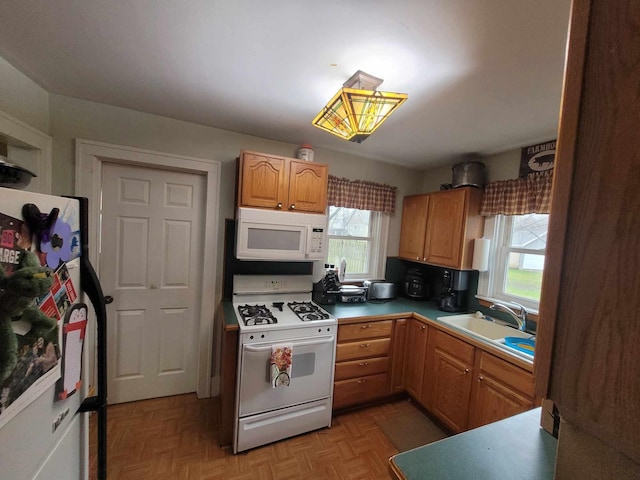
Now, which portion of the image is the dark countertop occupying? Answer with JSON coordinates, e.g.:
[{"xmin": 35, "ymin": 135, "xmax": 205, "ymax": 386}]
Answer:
[
  {"xmin": 389, "ymin": 408, "xmax": 557, "ymax": 480},
  {"xmin": 321, "ymin": 297, "xmax": 458, "ymax": 321},
  {"xmin": 221, "ymin": 297, "xmax": 454, "ymax": 328}
]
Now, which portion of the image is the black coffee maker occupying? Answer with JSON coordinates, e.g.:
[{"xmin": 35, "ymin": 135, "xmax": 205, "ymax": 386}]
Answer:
[{"xmin": 438, "ymin": 269, "xmax": 469, "ymax": 312}]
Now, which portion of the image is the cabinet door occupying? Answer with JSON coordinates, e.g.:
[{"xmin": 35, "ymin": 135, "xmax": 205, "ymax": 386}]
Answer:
[
  {"xmin": 404, "ymin": 319, "xmax": 429, "ymax": 402},
  {"xmin": 469, "ymin": 373, "xmax": 534, "ymax": 429},
  {"xmin": 390, "ymin": 319, "xmax": 408, "ymax": 394},
  {"xmin": 468, "ymin": 352, "xmax": 534, "ymax": 429},
  {"xmin": 398, "ymin": 194, "xmax": 429, "ymax": 261},
  {"xmin": 287, "ymin": 160, "xmax": 328, "ymax": 213},
  {"xmin": 239, "ymin": 152, "xmax": 288, "ymax": 209},
  {"xmin": 423, "ymin": 329, "xmax": 474, "ymax": 433},
  {"xmin": 424, "ymin": 189, "xmax": 466, "ymax": 268}
]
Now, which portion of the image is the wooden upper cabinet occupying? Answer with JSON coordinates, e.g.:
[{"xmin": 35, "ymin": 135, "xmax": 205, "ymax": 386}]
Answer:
[
  {"xmin": 424, "ymin": 189, "xmax": 466, "ymax": 267},
  {"xmin": 238, "ymin": 151, "xmax": 287, "ymax": 209},
  {"xmin": 238, "ymin": 150, "xmax": 328, "ymax": 213},
  {"xmin": 287, "ymin": 160, "xmax": 328, "ymax": 213},
  {"xmin": 398, "ymin": 187, "xmax": 484, "ymax": 269},
  {"xmin": 398, "ymin": 194, "xmax": 429, "ymax": 261}
]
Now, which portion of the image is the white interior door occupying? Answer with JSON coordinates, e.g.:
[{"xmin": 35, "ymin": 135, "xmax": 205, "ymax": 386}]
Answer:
[{"xmin": 100, "ymin": 162, "xmax": 205, "ymax": 404}]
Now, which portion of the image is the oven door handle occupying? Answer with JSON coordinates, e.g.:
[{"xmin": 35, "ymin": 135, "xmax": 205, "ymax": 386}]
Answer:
[{"xmin": 243, "ymin": 336, "xmax": 335, "ymax": 352}]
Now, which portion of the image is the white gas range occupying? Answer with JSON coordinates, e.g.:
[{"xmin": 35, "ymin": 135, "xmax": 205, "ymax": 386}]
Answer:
[{"xmin": 232, "ymin": 274, "xmax": 337, "ymax": 453}]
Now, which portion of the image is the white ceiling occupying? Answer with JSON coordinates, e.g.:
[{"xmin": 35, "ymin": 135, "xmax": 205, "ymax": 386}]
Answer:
[{"xmin": 0, "ymin": 0, "xmax": 572, "ymax": 169}]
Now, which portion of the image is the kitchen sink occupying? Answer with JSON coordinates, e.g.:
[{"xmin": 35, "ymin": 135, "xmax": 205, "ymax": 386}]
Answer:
[{"xmin": 437, "ymin": 313, "xmax": 534, "ymax": 360}]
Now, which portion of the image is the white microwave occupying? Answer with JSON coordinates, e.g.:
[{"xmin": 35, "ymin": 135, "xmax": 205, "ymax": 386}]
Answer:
[{"xmin": 235, "ymin": 207, "xmax": 328, "ymax": 261}]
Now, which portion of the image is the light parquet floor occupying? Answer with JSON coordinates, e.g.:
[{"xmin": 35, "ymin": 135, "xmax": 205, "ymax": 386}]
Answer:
[{"xmin": 89, "ymin": 395, "xmax": 417, "ymax": 480}]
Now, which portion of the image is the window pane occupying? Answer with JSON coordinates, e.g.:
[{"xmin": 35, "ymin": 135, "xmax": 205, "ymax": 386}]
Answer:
[
  {"xmin": 328, "ymin": 207, "xmax": 371, "ymax": 237},
  {"xmin": 327, "ymin": 238, "xmax": 370, "ymax": 275},
  {"xmin": 510, "ymin": 214, "xmax": 549, "ymax": 249},
  {"xmin": 503, "ymin": 252, "xmax": 544, "ymax": 301}
]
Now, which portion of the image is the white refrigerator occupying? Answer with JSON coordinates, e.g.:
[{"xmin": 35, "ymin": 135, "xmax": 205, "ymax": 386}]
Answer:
[{"xmin": 0, "ymin": 187, "xmax": 107, "ymax": 480}]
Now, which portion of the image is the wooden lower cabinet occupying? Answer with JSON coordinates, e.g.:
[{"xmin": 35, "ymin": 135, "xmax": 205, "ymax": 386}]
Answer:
[
  {"xmin": 330, "ymin": 316, "xmax": 536, "ymax": 432},
  {"xmin": 404, "ymin": 319, "xmax": 429, "ymax": 402},
  {"xmin": 422, "ymin": 329, "xmax": 475, "ymax": 433},
  {"xmin": 333, "ymin": 320, "xmax": 393, "ymax": 410},
  {"xmin": 468, "ymin": 351, "xmax": 535, "ymax": 429},
  {"xmin": 334, "ymin": 373, "xmax": 390, "ymax": 409},
  {"xmin": 219, "ymin": 325, "xmax": 238, "ymax": 448},
  {"xmin": 390, "ymin": 319, "xmax": 409, "ymax": 394}
]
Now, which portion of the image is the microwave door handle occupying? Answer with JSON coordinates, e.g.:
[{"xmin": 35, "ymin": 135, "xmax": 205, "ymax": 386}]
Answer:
[{"xmin": 243, "ymin": 336, "xmax": 335, "ymax": 352}]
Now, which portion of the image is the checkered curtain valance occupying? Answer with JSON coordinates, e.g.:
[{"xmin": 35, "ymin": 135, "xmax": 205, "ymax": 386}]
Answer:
[
  {"xmin": 480, "ymin": 170, "xmax": 553, "ymax": 216},
  {"xmin": 327, "ymin": 175, "xmax": 397, "ymax": 214}
]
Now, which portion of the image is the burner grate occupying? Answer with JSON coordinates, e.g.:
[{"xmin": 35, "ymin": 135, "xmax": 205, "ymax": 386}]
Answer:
[
  {"xmin": 288, "ymin": 301, "xmax": 331, "ymax": 322},
  {"xmin": 237, "ymin": 304, "xmax": 278, "ymax": 326}
]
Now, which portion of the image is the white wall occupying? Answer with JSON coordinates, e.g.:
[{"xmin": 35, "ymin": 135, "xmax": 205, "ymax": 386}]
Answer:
[
  {"xmin": 0, "ymin": 57, "xmax": 49, "ymax": 133},
  {"xmin": 47, "ymin": 94, "xmax": 424, "ymax": 300},
  {"xmin": 421, "ymin": 148, "xmax": 522, "ymax": 192}
]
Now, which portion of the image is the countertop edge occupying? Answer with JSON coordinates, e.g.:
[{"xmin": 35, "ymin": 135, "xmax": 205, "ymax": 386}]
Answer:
[
  {"xmin": 218, "ymin": 299, "xmax": 534, "ymax": 372},
  {"xmin": 388, "ymin": 407, "xmax": 557, "ymax": 480}
]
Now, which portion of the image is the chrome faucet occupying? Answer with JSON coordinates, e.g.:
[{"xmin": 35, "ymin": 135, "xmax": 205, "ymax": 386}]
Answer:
[{"xmin": 489, "ymin": 302, "xmax": 528, "ymax": 331}]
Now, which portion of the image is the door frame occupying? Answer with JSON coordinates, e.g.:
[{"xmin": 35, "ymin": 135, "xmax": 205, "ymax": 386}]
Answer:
[{"xmin": 75, "ymin": 139, "xmax": 220, "ymax": 398}]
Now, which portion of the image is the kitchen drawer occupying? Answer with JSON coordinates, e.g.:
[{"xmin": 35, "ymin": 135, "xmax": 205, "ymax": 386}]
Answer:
[
  {"xmin": 336, "ymin": 338, "xmax": 391, "ymax": 362},
  {"xmin": 338, "ymin": 320, "xmax": 393, "ymax": 342},
  {"xmin": 433, "ymin": 328, "xmax": 475, "ymax": 365},
  {"xmin": 333, "ymin": 373, "xmax": 389, "ymax": 410},
  {"xmin": 334, "ymin": 356, "xmax": 389, "ymax": 381},
  {"xmin": 478, "ymin": 352, "xmax": 535, "ymax": 398}
]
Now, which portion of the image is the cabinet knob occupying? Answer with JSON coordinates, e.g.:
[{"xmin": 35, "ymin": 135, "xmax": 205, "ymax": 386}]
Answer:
[
  {"xmin": 420, "ymin": 325, "xmax": 426, "ymax": 330},
  {"xmin": 416, "ymin": 256, "xmax": 419, "ymax": 260},
  {"xmin": 276, "ymin": 202, "xmax": 283, "ymax": 209},
  {"xmin": 289, "ymin": 204, "xmax": 296, "ymax": 210},
  {"xmin": 464, "ymin": 368, "xmax": 470, "ymax": 374},
  {"xmin": 478, "ymin": 375, "xmax": 484, "ymax": 381},
  {"xmin": 423, "ymin": 257, "xmax": 426, "ymax": 261}
]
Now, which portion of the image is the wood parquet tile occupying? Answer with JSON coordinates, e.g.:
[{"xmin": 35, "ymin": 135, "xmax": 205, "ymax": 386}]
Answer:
[{"xmin": 89, "ymin": 395, "xmax": 421, "ymax": 480}]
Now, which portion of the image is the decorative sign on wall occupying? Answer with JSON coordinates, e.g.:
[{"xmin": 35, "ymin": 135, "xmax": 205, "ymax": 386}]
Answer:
[{"xmin": 519, "ymin": 140, "xmax": 556, "ymax": 178}]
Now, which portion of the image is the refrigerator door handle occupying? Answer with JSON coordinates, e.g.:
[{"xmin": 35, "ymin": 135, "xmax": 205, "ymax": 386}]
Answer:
[{"xmin": 68, "ymin": 196, "xmax": 108, "ymax": 480}]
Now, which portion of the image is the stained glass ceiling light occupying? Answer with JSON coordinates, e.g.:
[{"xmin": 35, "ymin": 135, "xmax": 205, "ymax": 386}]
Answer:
[{"xmin": 312, "ymin": 70, "xmax": 408, "ymax": 143}]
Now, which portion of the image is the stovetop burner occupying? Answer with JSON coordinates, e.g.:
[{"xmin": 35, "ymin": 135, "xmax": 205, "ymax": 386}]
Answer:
[
  {"xmin": 237, "ymin": 304, "xmax": 278, "ymax": 326},
  {"xmin": 288, "ymin": 301, "xmax": 331, "ymax": 322}
]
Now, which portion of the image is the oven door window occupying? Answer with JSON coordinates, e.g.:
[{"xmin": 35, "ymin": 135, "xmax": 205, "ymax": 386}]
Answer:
[{"xmin": 238, "ymin": 336, "xmax": 335, "ymax": 417}]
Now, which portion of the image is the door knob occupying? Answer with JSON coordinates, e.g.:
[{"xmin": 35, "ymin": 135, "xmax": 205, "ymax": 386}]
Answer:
[{"xmin": 104, "ymin": 295, "xmax": 113, "ymax": 304}]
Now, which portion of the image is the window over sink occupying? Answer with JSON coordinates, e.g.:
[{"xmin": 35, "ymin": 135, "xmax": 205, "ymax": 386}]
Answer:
[
  {"xmin": 478, "ymin": 213, "xmax": 549, "ymax": 312},
  {"xmin": 326, "ymin": 206, "xmax": 389, "ymax": 281}
]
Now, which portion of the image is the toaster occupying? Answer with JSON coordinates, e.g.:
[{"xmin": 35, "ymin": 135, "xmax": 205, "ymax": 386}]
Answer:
[{"xmin": 364, "ymin": 280, "xmax": 397, "ymax": 300}]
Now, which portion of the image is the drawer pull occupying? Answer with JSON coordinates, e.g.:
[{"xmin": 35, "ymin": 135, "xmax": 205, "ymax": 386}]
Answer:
[
  {"xmin": 357, "ymin": 379, "xmax": 366, "ymax": 384},
  {"xmin": 360, "ymin": 343, "xmax": 371, "ymax": 348},
  {"xmin": 360, "ymin": 324, "xmax": 372, "ymax": 329},
  {"xmin": 358, "ymin": 362, "xmax": 369, "ymax": 367}
]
